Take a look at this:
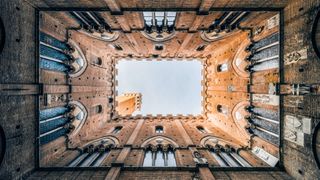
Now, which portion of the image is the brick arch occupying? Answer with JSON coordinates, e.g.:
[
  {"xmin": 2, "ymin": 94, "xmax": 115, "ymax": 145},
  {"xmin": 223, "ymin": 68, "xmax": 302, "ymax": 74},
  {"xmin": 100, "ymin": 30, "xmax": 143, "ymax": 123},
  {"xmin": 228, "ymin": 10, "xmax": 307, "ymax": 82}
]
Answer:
[
  {"xmin": 141, "ymin": 135, "xmax": 179, "ymax": 149},
  {"xmin": 81, "ymin": 136, "xmax": 120, "ymax": 150},
  {"xmin": 231, "ymin": 101, "xmax": 251, "ymax": 140},
  {"xmin": 231, "ymin": 33, "xmax": 251, "ymax": 78},
  {"xmin": 67, "ymin": 39, "xmax": 88, "ymax": 77},
  {"xmin": 68, "ymin": 100, "xmax": 88, "ymax": 138},
  {"xmin": 200, "ymin": 136, "xmax": 242, "ymax": 150}
]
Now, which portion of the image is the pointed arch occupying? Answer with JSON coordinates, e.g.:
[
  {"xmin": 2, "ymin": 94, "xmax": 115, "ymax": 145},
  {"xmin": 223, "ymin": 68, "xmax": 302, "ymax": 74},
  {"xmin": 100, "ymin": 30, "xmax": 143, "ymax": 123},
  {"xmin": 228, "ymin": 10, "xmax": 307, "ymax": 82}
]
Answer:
[{"xmin": 141, "ymin": 135, "xmax": 179, "ymax": 149}]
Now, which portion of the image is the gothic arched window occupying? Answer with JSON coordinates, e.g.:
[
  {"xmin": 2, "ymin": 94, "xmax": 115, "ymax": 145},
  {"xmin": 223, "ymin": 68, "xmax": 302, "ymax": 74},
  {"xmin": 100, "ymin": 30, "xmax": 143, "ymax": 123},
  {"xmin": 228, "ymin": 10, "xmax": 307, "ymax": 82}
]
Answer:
[
  {"xmin": 68, "ymin": 137, "xmax": 116, "ymax": 167},
  {"xmin": 39, "ymin": 106, "xmax": 70, "ymax": 145},
  {"xmin": 209, "ymin": 145, "xmax": 251, "ymax": 167},
  {"xmin": 143, "ymin": 146, "xmax": 176, "ymax": 167},
  {"xmin": 39, "ymin": 101, "xmax": 87, "ymax": 145}
]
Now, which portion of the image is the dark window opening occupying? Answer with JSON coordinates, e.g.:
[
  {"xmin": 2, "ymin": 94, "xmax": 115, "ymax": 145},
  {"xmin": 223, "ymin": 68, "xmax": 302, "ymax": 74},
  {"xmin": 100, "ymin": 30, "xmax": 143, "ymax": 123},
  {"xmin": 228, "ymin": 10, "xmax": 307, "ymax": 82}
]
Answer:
[
  {"xmin": 155, "ymin": 44, "xmax": 164, "ymax": 51},
  {"xmin": 196, "ymin": 45, "xmax": 206, "ymax": 51},
  {"xmin": 112, "ymin": 126, "xmax": 122, "ymax": 134},
  {"xmin": 93, "ymin": 57, "xmax": 102, "ymax": 65},
  {"xmin": 155, "ymin": 126, "xmax": 164, "ymax": 133},
  {"xmin": 95, "ymin": 105, "xmax": 103, "ymax": 114},
  {"xmin": 217, "ymin": 64, "xmax": 228, "ymax": 72},
  {"xmin": 217, "ymin": 104, "xmax": 228, "ymax": 114},
  {"xmin": 114, "ymin": 44, "xmax": 123, "ymax": 51},
  {"xmin": 197, "ymin": 126, "xmax": 206, "ymax": 133}
]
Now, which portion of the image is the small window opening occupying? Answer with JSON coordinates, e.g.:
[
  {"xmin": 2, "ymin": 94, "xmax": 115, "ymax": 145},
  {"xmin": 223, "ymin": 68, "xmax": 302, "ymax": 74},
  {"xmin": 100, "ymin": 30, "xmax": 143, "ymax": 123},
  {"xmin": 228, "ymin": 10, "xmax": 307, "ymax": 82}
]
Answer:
[
  {"xmin": 112, "ymin": 126, "xmax": 122, "ymax": 134},
  {"xmin": 217, "ymin": 63, "xmax": 228, "ymax": 72},
  {"xmin": 95, "ymin": 105, "xmax": 103, "ymax": 114},
  {"xmin": 155, "ymin": 126, "xmax": 164, "ymax": 133},
  {"xmin": 217, "ymin": 105, "xmax": 228, "ymax": 114},
  {"xmin": 197, "ymin": 126, "xmax": 207, "ymax": 133},
  {"xmin": 155, "ymin": 44, "xmax": 164, "ymax": 51},
  {"xmin": 196, "ymin": 45, "xmax": 206, "ymax": 51},
  {"xmin": 113, "ymin": 44, "xmax": 123, "ymax": 51},
  {"xmin": 93, "ymin": 57, "xmax": 102, "ymax": 65}
]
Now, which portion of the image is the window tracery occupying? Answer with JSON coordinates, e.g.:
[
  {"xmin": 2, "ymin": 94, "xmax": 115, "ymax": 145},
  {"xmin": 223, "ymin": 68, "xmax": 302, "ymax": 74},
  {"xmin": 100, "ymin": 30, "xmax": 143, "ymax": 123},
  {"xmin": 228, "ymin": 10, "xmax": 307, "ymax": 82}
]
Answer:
[{"xmin": 68, "ymin": 137, "xmax": 117, "ymax": 167}]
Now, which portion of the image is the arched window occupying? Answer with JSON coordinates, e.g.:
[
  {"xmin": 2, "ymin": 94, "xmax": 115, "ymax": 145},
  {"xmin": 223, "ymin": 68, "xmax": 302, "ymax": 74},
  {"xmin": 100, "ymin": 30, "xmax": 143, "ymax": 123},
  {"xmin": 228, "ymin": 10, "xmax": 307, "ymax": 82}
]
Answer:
[
  {"xmin": 209, "ymin": 145, "xmax": 251, "ymax": 167},
  {"xmin": 217, "ymin": 63, "xmax": 228, "ymax": 72},
  {"xmin": 112, "ymin": 126, "xmax": 122, "ymax": 134},
  {"xmin": 143, "ymin": 146, "xmax": 176, "ymax": 167},
  {"xmin": 68, "ymin": 137, "xmax": 116, "ymax": 167},
  {"xmin": 39, "ymin": 106, "xmax": 70, "ymax": 145},
  {"xmin": 197, "ymin": 126, "xmax": 207, "ymax": 133},
  {"xmin": 217, "ymin": 104, "xmax": 228, "ymax": 114},
  {"xmin": 142, "ymin": 12, "xmax": 176, "ymax": 42},
  {"xmin": 39, "ymin": 101, "xmax": 87, "ymax": 145},
  {"xmin": 95, "ymin": 105, "xmax": 103, "ymax": 114},
  {"xmin": 39, "ymin": 32, "xmax": 70, "ymax": 72},
  {"xmin": 155, "ymin": 126, "xmax": 163, "ymax": 133}
]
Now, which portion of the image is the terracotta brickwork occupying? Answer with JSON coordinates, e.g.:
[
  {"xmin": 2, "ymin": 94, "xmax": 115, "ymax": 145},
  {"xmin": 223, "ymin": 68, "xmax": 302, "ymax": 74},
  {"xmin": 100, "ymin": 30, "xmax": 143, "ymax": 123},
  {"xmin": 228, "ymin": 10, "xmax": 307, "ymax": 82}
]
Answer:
[{"xmin": 0, "ymin": 0, "xmax": 320, "ymax": 179}]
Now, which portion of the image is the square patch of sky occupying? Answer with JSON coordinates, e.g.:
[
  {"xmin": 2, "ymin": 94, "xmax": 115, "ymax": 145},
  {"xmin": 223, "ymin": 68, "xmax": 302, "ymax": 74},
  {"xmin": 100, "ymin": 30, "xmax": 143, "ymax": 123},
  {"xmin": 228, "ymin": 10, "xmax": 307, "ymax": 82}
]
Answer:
[{"xmin": 116, "ymin": 59, "xmax": 202, "ymax": 115}]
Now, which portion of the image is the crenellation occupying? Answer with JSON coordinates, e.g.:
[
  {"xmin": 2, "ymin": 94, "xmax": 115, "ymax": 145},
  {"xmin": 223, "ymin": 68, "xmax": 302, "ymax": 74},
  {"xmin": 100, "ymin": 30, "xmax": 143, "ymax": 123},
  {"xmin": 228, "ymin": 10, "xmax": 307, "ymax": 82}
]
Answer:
[{"xmin": 1, "ymin": 0, "xmax": 320, "ymax": 179}]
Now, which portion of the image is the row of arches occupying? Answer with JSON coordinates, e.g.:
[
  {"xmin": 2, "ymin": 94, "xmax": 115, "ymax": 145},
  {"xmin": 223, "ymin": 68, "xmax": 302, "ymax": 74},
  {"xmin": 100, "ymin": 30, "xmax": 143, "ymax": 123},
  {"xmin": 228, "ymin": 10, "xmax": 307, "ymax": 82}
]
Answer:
[{"xmin": 63, "ymin": 135, "xmax": 278, "ymax": 167}]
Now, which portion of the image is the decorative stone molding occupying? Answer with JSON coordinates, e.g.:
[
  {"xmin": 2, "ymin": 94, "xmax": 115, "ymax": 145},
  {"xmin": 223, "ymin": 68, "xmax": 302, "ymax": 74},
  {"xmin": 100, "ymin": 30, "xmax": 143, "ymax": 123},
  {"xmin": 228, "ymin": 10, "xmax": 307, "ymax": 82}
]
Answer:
[
  {"xmin": 67, "ymin": 101, "xmax": 88, "ymax": 138},
  {"xmin": 81, "ymin": 136, "xmax": 120, "ymax": 152},
  {"xmin": 67, "ymin": 39, "xmax": 88, "ymax": 77},
  {"xmin": 141, "ymin": 136, "xmax": 179, "ymax": 149}
]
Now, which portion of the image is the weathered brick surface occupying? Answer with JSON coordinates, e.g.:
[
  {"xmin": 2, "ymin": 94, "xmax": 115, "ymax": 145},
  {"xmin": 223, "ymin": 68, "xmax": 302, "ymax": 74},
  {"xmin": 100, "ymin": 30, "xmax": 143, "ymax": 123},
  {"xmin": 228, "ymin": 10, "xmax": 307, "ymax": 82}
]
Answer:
[
  {"xmin": 2, "ymin": 0, "xmax": 320, "ymax": 179},
  {"xmin": 282, "ymin": 0, "xmax": 320, "ymax": 179},
  {"xmin": 0, "ymin": 0, "xmax": 37, "ymax": 179}
]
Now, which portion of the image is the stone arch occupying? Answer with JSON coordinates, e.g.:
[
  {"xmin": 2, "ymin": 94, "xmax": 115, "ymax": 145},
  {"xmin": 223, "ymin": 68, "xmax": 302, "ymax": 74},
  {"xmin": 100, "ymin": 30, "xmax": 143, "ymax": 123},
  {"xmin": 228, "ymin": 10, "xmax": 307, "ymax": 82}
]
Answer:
[
  {"xmin": 231, "ymin": 101, "xmax": 252, "ymax": 139},
  {"xmin": 68, "ymin": 101, "xmax": 88, "ymax": 138},
  {"xmin": 200, "ymin": 136, "xmax": 242, "ymax": 150},
  {"xmin": 0, "ymin": 16, "xmax": 5, "ymax": 54},
  {"xmin": 231, "ymin": 34, "xmax": 251, "ymax": 78},
  {"xmin": 81, "ymin": 136, "xmax": 120, "ymax": 150},
  {"xmin": 141, "ymin": 135, "xmax": 179, "ymax": 149},
  {"xmin": 80, "ymin": 29, "xmax": 119, "ymax": 42},
  {"xmin": 141, "ymin": 31, "xmax": 176, "ymax": 42},
  {"xmin": 67, "ymin": 39, "xmax": 88, "ymax": 77}
]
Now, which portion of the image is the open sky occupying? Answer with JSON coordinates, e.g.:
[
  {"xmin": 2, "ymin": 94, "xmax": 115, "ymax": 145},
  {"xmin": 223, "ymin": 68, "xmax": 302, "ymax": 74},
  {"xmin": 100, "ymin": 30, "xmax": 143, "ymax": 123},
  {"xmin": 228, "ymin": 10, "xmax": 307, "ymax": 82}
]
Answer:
[{"xmin": 116, "ymin": 59, "xmax": 202, "ymax": 115}]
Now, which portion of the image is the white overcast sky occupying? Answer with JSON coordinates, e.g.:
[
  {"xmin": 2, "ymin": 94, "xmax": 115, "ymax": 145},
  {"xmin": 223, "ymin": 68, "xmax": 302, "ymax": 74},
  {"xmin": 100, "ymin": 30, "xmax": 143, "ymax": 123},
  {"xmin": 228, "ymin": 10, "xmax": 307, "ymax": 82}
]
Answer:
[{"xmin": 116, "ymin": 59, "xmax": 202, "ymax": 115}]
